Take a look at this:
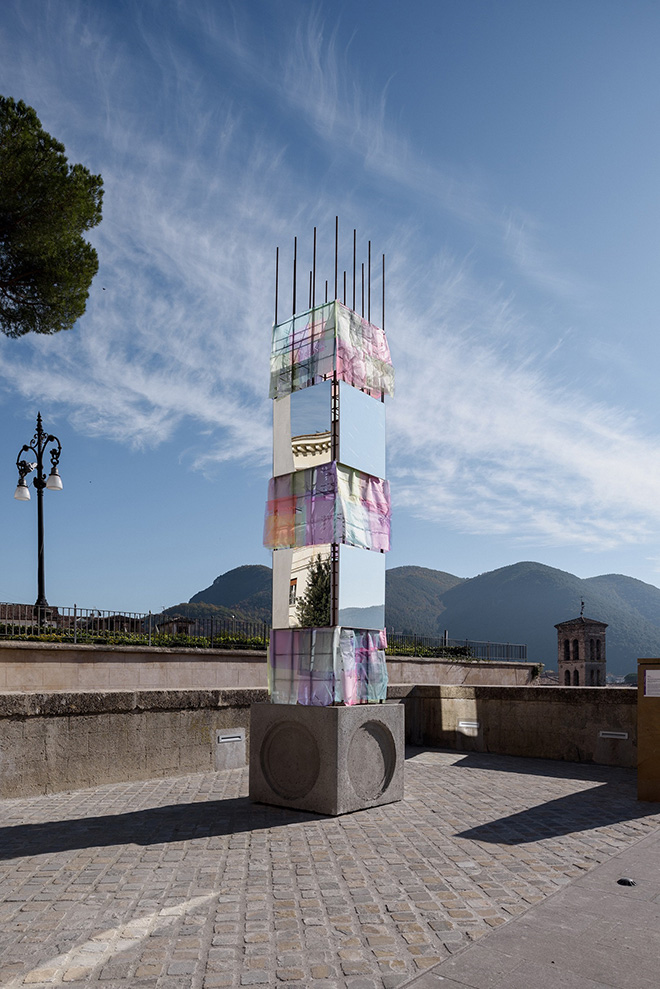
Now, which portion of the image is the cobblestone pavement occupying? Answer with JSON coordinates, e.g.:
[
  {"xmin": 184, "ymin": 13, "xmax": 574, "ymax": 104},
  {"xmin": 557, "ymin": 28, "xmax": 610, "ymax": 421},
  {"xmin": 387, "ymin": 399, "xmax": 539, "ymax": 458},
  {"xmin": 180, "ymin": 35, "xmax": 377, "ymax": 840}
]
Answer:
[{"xmin": 1, "ymin": 749, "xmax": 659, "ymax": 989}]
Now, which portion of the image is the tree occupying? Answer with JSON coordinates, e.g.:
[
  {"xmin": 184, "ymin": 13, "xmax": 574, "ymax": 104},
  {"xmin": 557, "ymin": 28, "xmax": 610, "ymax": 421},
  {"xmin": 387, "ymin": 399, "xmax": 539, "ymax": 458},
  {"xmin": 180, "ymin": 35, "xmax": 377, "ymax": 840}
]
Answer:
[
  {"xmin": 296, "ymin": 555, "xmax": 331, "ymax": 627},
  {"xmin": 0, "ymin": 96, "xmax": 103, "ymax": 338}
]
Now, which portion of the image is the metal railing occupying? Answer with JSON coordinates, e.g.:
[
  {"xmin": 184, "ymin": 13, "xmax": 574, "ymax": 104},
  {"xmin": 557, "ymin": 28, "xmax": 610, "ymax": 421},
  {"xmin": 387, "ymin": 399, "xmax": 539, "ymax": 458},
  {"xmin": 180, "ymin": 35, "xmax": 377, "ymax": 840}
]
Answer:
[
  {"xmin": 386, "ymin": 631, "xmax": 527, "ymax": 661},
  {"xmin": 0, "ymin": 603, "xmax": 527, "ymax": 661},
  {"xmin": 0, "ymin": 603, "xmax": 269, "ymax": 650}
]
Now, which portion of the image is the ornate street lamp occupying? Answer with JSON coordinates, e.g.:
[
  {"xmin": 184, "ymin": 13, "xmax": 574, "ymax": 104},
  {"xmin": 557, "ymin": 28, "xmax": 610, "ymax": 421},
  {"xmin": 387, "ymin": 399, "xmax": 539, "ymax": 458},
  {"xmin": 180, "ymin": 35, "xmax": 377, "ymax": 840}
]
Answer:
[{"xmin": 14, "ymin": 413, "xmax": 63, "ymax": 610}]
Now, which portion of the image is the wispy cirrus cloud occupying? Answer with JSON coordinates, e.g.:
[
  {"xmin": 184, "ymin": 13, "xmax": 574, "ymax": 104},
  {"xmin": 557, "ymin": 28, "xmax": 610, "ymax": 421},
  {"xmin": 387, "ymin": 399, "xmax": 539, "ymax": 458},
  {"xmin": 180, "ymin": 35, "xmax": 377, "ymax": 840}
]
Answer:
[
  {"xmin": 386, "ymin": 256, "xmax": 660, "ymax": 551},
  {"xmin": 1, "ymin": 0, "xmax": 659, "ymax": 562}
]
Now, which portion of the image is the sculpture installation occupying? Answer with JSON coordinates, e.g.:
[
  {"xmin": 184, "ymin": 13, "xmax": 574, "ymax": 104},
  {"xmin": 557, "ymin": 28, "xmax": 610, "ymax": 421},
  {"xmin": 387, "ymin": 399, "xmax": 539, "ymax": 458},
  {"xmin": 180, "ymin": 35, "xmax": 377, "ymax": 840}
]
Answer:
[{"xmin": 249, "ymin": 222, "xmax": 404, "ymax": 815}]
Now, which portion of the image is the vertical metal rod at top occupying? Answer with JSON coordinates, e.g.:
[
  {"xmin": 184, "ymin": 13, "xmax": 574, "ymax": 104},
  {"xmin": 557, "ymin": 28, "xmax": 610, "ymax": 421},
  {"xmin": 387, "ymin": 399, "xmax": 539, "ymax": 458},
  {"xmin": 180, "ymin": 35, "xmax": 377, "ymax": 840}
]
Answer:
[
  {"xmin": 368, "ymin": 240, "xmax": 371, "ymax": 323},
  {"xmin": 382, "ymin": 254, "xmax": 385, "ymax": 331},
  {"xmin": 312, "ymin": 226, "xmax": 317, "ymax": 309},
  {"xmin": 308, "ymin": 270, "xmax": 312, "ymax": 310},
  {"xmin": 274, "ymin": 246, "xmax": 279, "ymax": 325},
  {"xmin": 343, "ymin": 270, "xmax": 346, "ymax": 305},
  {"xmin": 334, "ymin": 216, "xmax": 338, "ymax": 300},
  {"xmin": 361, "ymin": 263, "xmax": 364, "ymax": 317},
  {"xmin": 353, "ymin": 229, "xmax": 356, "ymax": 312},
  {"xmin": 292, "ymin": 236, "xmax": 297, "ymax": 315}
]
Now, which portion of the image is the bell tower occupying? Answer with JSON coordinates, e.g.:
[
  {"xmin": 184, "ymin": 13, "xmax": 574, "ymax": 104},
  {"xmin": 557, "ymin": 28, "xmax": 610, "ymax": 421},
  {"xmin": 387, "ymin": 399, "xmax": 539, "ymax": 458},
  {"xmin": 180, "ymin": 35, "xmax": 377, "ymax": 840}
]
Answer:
[{"xmin": 556, "ymin": 602, "xmax": 607, "ymax": 686}]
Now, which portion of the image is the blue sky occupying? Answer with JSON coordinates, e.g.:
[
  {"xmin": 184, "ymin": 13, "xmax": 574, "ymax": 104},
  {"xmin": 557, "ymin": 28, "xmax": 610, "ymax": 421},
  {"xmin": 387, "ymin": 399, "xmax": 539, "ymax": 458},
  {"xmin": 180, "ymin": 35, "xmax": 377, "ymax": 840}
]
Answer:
[{"xmin": 2, "ymin": 0, "xmax": 660, "ymax": 613}]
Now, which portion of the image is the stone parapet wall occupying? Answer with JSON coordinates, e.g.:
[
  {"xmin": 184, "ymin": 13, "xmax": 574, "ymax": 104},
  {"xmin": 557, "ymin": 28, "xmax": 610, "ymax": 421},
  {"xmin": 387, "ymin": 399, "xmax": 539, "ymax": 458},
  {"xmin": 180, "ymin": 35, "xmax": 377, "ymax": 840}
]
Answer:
[
  {"xmin": 386, "ymin": 657, "xmax": 539, "ymax": 686},
  {"xmin": 0, "ymin": 641, "xmax": 267, "ymax": 691},
  {"xmin": 0, "ymin": 641, "xmax": 540, "ymax": 692},
  {"xmin": 390, "ymin": 684, "xmax": 637, "ymax": 768},
  {"xmin": 0, "ymin": 684, "xmax": 637, "ymax": 798},
  {"xmin": 0, "ymin": 688, "xmax": 265, "ymax": 798}
]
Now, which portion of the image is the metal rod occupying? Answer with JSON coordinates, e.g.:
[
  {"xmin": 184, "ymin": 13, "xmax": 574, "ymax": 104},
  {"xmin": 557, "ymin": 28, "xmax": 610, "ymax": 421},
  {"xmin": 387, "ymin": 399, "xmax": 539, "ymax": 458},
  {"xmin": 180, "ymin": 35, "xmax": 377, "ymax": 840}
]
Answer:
[
  {"xmin": 292, "ymin": 236, "xmax": 297, "ymax": 315},
  {"xmin": 361, "ymin": 263, "xmax": 364, "ymax": 317},
  {"xmin": 308, "ymin": 270, "xmax": 312, "ymax": 310},
  {"xmin": 382, "ymin": 254, "xmax": 385, "ymax": 331},
  {"xmin": 312, "ymin": 226, "xmax": 317, "ymax": 309},
  {"xmin": 368, "ymin": 240, "xmax": 371, "ymax": 323},
  {"xmin": 274, "ymin": 246, "xmax": 279, "ymax": 325},
  {"xmin": 334, "ymin": 216, "xmax": 338, "ymax": 300},
  {"xmin": 353, "ymin": 229, "xmax": 356, "ymax": 311},
  {"xmin": 343, "ymin": 270, "xmax": 346, "ymax": 305},
  {"xmin": 325, "ymin": 280, "xmax": 328, "ymax": 303},
  {"xmin": 330, "ymin": 375, "xmax": 340, "ymax": 627}
]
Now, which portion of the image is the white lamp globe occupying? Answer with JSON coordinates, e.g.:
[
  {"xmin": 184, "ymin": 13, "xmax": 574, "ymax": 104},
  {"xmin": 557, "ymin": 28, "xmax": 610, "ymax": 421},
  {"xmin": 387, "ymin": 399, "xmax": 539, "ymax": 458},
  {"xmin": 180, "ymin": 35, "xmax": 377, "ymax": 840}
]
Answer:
[
  {"xmin": 14, "ymin": 478, "xmax": 31, "ymax": 501},
  {"xmin": 46, "ymin": 468, "xmax": 63, "ymax": 491}
]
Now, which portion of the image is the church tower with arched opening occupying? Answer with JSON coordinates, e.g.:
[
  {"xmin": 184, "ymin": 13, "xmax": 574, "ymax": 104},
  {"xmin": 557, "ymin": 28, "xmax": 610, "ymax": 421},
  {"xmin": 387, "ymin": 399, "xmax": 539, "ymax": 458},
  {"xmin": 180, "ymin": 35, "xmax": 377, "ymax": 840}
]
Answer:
[{"xmin": 555, "ymin": 603, "xmax": 607, "ymax": 686}]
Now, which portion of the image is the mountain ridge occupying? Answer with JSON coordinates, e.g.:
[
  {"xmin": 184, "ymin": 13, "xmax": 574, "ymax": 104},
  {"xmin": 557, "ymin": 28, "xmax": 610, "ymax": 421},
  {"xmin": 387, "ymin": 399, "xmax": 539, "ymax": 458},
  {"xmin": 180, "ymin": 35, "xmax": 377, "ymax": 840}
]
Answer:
[{"xmin": 168, "ymin": 560, "xmax": 660, "ymax": 675}]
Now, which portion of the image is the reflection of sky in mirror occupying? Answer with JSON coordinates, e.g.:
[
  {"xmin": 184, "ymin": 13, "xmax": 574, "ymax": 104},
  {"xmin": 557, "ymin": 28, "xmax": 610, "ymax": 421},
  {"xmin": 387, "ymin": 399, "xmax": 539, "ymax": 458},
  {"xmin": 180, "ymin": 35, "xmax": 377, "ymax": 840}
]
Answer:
[
  {"xmin": 290, "ymin": 381, "xmax": 331, "ymax": 437},
  {"xmin": 338, "ymin": 545, "xmax": 386, "ymax": 610},
  {"xmin": 339, "ymin": 382, "xmax": 386, "ymax": 478}
]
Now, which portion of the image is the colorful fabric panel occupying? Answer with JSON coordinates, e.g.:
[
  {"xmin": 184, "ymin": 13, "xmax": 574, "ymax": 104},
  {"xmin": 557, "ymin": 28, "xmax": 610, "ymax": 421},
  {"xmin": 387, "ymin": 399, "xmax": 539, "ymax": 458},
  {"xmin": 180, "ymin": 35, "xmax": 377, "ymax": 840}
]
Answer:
[
  {"xmin": 268, "ymin": 626, "xmax": 388, "ymax": 706},
  {"xmin": 264, "ymin": 463, "xmax": 390, "ymax": 552},
  {"xmin": 269, "ymin": 300, "xmax": 394, "ymax": 400}
]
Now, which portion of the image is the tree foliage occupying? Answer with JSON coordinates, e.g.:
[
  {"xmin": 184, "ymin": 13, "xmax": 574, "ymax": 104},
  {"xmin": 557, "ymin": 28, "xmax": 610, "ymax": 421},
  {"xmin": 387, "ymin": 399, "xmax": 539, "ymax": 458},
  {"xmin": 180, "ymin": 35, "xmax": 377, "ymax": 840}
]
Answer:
[
  {"xmin": 296, "ymin": 555, "xmax": 331, "ymax": 628},
  {"xmin": 0, "ymin": 96, "xmax": 103, "ymax": 338}
]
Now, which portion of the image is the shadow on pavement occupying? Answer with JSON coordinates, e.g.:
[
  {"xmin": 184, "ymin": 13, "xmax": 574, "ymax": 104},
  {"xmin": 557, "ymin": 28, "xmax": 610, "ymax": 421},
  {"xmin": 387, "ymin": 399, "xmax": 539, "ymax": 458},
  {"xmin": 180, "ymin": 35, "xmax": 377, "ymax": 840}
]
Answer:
[
  {"xmin": 408, "ymin": 747, "xmax": 635, "ymax": 784},
  {"xmin": 456, "ymin": 781, "xmax": 660, "ymax": 844},
  {"xmin": 0, "ymin": 797, "xmax": 325, "ymax": 860}
]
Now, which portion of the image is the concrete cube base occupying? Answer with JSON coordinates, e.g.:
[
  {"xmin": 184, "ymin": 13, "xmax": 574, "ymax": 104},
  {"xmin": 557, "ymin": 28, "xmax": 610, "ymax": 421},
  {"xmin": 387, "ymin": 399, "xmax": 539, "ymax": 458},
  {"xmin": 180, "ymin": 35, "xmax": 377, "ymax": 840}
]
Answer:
[{"xmin": 249, "ymin": 701, "xmax": 404, "ymax": 816}]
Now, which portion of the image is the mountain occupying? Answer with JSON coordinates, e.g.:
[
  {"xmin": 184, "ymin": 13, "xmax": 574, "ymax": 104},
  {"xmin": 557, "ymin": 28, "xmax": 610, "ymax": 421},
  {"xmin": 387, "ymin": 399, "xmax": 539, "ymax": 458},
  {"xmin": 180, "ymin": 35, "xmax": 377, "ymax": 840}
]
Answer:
[
  {"xmin": 383, "ymin": 567, "xmax": 465, "ymax": 634},
  {"xmin": 186, "ymin": 565, "xmax": 271, "ymax": 622},
  {"xmin": 396, "ymin": 562, "xmax": 660, "ymax": 676},
  {"xmin": 179, "ymin": 561, "xmax": 660, "ymax": 676}
]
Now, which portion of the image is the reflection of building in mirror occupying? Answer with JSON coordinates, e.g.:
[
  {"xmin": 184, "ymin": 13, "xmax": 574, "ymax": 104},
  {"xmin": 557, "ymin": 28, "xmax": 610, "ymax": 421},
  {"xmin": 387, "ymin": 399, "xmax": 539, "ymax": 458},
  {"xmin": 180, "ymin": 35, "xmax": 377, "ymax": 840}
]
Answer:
[
  {"xmin": 291, "ymin": 430, "xmax": 331, "ymax": 471},
  {"xmin": 273, "ymin": 545, "xmax": 332, "ymax": 628}
]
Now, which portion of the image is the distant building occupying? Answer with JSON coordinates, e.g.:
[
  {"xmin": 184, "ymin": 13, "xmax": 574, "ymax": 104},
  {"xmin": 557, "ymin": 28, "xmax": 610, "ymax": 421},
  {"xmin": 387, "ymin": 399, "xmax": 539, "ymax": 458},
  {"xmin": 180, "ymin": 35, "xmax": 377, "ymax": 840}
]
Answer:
[{"xmin": 555, "ymin": 610, "xmax": 607, "ymax": 686}]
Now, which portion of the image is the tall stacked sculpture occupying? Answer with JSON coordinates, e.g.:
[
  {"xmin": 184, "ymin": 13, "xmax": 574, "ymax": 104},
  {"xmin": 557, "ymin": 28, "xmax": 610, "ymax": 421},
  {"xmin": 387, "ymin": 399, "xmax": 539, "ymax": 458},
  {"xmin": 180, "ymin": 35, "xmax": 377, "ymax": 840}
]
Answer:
[{"xmin": 249, "ymin": 222, "xmax": 404, "ymax": 816}]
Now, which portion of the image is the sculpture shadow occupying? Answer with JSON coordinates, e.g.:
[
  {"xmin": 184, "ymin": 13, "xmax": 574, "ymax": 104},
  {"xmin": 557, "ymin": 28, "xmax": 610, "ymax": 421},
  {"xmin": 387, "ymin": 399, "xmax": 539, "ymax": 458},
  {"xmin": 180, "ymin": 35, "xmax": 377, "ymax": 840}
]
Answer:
[
  {"xmin": 407, "ymin": 746, "xmax": 635, "ymax": 784},
  {"xmin": 455, "ymin": 782, "xmax": 660, "ymax": 844},
  {"xmin": 0, "ymin": 796, "xmax": 324, "ymax": 861},
  {"xmin": 451, "ymin": 752, "xmax": 660, "ymax": 844}
]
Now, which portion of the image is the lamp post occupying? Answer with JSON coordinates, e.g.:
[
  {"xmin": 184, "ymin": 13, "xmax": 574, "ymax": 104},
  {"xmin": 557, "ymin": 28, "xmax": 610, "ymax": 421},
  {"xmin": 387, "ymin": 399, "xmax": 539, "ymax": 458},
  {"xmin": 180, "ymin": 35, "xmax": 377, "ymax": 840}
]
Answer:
[{"xmin": 14, "ymin": 413, "xmax": 63, "ymax": 610}]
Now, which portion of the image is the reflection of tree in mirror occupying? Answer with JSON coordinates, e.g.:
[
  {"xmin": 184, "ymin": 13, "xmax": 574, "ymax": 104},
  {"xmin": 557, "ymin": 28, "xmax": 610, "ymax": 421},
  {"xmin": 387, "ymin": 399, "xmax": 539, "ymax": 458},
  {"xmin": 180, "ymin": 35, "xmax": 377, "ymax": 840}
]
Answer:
[{"xmin": 296, "ymin": 556, "xmax": 331, "ymax": 627}]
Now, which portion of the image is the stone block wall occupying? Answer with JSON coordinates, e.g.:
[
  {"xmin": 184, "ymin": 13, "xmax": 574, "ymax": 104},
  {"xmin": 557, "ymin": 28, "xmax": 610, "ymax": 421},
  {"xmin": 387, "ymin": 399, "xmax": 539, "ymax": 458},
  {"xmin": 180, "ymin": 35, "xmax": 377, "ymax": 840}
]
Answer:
[
  {"xmin": 0, "ymin": 641, "xmax": 540, "ymax": 692},
  {"xmin": 0, "ymin": 684, "xmax": 637, "ymax": 798},
  {"xmin": 385, "ymin": 657, "xmax": 540, "ymax": 686},
  {"xmin": 0, "ymin": 689, "xmax": 265, "ymax": 797},
  {"xmin": 391, "ymin": 684, "xmax": 637, "ymax": 768},
  {"xmin": 0, "ymin": 642, "xmax": 267, "ymax": 691}
]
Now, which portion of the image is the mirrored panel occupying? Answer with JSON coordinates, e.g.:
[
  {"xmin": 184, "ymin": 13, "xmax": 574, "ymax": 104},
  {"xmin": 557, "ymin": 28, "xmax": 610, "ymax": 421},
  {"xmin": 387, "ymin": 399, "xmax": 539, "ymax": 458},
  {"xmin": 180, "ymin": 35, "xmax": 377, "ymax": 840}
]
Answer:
[
  {"xmin": 272, "ymin": 544, "xmax": 331, "ymax": 629},
  {"xmin": 338, "ymin": 544, "xmax": 386, "ymax": 630},
  {"xmin": 290, "ymin": 379, "xmax": 332, "ymax": 472},
  {"xmin": 339, "ymin": 381, "xmax": 386, "ymax": 479},
  {"xmin": 272, "ymin": 395, "xmax": 293, "ymax": 476}
]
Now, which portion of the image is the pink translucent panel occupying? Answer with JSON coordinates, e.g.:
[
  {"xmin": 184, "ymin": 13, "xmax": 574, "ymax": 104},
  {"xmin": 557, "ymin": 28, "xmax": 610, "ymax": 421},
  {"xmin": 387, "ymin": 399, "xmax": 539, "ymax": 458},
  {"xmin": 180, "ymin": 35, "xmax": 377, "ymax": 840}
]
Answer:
[
  {"xmin": 264, "ymin": 463, "xmax": 390, "ymax": 552},
  {"xmin": 268, "ymin": 626, "xmax": 388, "ymax": 706},
  {"xmin": 269, "ymin": 300, "xmax": 394, "ymax": 400}
]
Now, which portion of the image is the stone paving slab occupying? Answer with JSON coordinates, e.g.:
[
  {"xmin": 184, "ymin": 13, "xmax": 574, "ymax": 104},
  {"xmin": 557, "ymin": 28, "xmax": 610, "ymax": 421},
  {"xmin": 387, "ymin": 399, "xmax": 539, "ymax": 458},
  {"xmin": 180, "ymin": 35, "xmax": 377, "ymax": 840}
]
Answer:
[
  {"xmin": 403, "ymin": 822, "xmax": 660, "ymax": 989},
  {"xmin": 0, "ymin": 749, "xmax": 659, "ymax": 988}
]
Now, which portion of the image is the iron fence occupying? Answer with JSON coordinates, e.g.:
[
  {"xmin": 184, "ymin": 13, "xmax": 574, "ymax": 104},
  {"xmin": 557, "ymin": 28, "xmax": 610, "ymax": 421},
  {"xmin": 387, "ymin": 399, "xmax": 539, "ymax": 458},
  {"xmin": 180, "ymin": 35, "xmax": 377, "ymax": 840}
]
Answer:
[
  {"xmin": 386, "ymin": 631, "xmax": 527, "ymax": 661},
  {"xmin": 0, "ymin": 603, "xmax": 527, "ymax": 660},
  {"xmin": 0, "ymin": 603, "xmax": 269, "ymax": 649}
]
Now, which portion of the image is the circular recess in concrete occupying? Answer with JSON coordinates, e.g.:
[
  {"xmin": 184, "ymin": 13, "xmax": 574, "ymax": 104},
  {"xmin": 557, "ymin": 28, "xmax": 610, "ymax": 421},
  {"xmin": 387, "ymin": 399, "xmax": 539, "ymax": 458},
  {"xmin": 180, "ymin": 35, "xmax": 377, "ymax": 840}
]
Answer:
[
  {"xmin": 348, "ymin": 720, "xmax": 396, "ymax": 800},
  {"xmin": 260, "ymin": 721, "xmax": 321, "ymax": 799}
]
